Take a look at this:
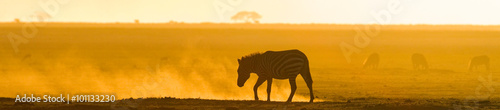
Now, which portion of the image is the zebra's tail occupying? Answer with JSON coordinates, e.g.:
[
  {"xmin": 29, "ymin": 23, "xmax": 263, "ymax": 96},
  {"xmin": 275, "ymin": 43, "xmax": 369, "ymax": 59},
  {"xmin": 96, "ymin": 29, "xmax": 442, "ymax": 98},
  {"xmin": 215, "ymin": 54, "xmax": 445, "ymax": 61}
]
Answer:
[
  {"xmin": 301, "ymin": 61, "xmax": 313, "ymax": 84},
  {"xmin": 468, "ymin": 60, "xmax": 473, "ymax": 72}
]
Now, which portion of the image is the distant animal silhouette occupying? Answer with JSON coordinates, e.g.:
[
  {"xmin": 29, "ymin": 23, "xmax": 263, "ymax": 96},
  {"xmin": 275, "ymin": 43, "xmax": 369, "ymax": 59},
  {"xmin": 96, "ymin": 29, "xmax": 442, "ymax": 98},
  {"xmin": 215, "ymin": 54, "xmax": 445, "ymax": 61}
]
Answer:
[
  {"xmin": 363, "ymin": 53, "xmax": 379, "ymax": 69},
  {"xmin": 468, "ymin": 55, "xmax": 490, "ymax": 72},
  {"xmin": 412, "ymin": 53, "xmax": 428, "ymax": 70},
  {"xmin": 237, "ymin": 49, "xmax": 314, "ymax": 102},
  {"xmin": 21, "ymin": 54, "xmax": 31, "ymax": 61}
]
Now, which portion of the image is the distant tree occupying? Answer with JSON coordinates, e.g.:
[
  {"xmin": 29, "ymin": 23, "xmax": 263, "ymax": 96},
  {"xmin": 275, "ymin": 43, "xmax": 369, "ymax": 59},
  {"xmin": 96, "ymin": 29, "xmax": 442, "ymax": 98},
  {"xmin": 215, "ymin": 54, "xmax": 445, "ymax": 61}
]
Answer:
[
  {"xmin": 14, "ymin": 18, "xmax": 20, "ymax": 23},
  {"xmin": 134, "ymin": 19, "xmax": 140, "ymax": 24},
  {"xmin": 231, "ymin": 11, "xmax": 262, "ymax": 24}
]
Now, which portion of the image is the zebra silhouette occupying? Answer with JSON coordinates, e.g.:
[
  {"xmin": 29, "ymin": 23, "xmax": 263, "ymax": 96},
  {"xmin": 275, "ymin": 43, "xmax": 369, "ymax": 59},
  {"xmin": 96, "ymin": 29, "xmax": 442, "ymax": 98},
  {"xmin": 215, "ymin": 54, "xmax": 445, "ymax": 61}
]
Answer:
[
  {"xmin": 363, "ymin": 53, "xmax": 379, "ymax": 69},
  {"xmin": 469, "ymin": 55, "xmax": 490, "ymax": 72},
  {"xmin": 237, "ymin": 49, "xmax": 314, "ymax": 102},
  {"xmin": 412, "ymin": 53, "xmax": 428, "ymax": 70}
]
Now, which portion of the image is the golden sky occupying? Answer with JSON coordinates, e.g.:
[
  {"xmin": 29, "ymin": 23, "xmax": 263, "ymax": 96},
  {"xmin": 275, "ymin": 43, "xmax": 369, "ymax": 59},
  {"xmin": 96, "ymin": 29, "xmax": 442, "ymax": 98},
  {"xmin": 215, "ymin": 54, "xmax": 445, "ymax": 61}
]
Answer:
[{"xmin": 1, "ymin": 0, "xmax": 500, "ymax": 24}]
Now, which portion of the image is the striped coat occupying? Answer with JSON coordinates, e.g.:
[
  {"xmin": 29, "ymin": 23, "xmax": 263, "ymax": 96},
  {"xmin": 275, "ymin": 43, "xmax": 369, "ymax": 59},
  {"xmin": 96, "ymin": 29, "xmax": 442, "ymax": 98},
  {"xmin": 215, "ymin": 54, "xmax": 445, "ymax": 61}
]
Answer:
[{"xmin": 237, "ymin": 49, "xmax": 314, "ymax": 102}]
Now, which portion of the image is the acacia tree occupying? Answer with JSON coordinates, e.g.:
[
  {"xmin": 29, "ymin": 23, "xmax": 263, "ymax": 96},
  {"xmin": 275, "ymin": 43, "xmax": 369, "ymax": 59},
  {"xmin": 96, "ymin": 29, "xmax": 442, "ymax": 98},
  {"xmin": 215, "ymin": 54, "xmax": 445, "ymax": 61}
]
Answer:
[{"xmin": 231, "ymin": 11, "xmax": 262, "ymax": 24}]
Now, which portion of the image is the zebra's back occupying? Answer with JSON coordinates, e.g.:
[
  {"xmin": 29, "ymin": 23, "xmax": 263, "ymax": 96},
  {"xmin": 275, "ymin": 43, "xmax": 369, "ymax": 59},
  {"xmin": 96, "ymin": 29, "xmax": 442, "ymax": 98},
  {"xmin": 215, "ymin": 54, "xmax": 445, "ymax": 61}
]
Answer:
[{"xmin": 259, "ymin": 49, "xmax": 308, "ymax": 79}]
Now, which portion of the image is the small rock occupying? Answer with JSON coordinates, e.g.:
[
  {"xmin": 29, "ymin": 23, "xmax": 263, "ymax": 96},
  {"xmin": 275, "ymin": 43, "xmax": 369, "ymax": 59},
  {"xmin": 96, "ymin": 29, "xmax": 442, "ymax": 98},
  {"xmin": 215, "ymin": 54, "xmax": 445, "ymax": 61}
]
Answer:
[
  {"xmin": 226, "ymin": 107, "xmax": 238, "ymax": 110},
  {"xmin": 404, "ymin": 99, "xmax": 413, "ymax": 103},
  {"xmin": 478, "ymin": 100, "xmax": 491, "ymax": 104}
]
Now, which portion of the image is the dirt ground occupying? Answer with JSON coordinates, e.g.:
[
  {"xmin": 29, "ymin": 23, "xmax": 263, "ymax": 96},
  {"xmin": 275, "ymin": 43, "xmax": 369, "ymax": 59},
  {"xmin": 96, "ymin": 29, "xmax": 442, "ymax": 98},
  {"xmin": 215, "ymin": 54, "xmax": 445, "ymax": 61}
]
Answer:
[{"xmin": 1, "ymin": 97, "xmax": 499, "ymax": 110}]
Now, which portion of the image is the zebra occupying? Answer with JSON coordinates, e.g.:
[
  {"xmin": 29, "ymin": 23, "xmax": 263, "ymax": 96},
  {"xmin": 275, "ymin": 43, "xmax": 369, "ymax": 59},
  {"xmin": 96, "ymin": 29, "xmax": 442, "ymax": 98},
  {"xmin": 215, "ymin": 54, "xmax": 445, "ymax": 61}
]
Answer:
[
  {"xmin": 469, "ymin": 55, "xmax": 490, "ymax": 72},
  {"xmin": 237, "ymin": 49, "xmax": 314, "ymax": 103},
  {"xmin": 363, "ymin": 53, "xmax": 379, "ymax": 69},
  {"xmin": 412, "ymin": 53, "xmax": 428, "ymax": 70}
]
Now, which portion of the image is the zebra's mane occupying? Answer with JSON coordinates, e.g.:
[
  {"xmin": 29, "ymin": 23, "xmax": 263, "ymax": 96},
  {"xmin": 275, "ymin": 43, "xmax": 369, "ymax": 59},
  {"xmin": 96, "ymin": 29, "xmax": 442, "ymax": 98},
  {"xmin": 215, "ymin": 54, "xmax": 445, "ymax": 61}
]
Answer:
[{"xmin": 240, "ymin": 52, "xmax": 262, "ymax": 62}]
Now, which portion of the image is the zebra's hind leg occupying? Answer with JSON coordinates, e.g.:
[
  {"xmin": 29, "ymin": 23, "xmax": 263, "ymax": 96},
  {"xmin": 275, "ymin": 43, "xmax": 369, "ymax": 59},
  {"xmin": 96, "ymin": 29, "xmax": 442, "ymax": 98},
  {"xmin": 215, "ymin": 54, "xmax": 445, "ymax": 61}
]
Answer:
[
  {"xmin": 303, "ymin": 76, "xmax": 314, "ymax": 103},
  {"xmin": 286, "ymin": 77, "xmax": 297, "ymax": 103},
  {"xmin": 300, "ymin": 66, "xmax": 314, "ymax": 102}
]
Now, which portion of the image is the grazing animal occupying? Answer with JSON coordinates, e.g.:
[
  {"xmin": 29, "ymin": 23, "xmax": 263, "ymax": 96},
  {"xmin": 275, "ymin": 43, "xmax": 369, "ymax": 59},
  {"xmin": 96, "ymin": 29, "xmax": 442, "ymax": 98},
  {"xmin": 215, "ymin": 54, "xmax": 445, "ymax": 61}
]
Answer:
[
  {"xmin": 412, "ymin": 53, "xmax": 428, "ymax": 70},
  {"xmin": 363, "ymin": 53, "xmax": 379, "ymax": 69},
  {"xmin": 469, "ymin": 55, "xmax": 490, "ymax": 72},
  {"xmin": 237, "ymin": 49, "xmax": 314, "ymax": 102}
]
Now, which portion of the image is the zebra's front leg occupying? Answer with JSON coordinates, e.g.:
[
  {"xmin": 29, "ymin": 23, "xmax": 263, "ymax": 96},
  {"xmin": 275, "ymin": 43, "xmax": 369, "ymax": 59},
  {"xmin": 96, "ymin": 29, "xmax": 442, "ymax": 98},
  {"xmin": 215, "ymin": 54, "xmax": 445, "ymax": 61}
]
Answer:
[
  {"xmin": 254, "ymin": 78, "xmax": 266, "ymax": 101},
  {"xmin": 266, "ymin": 78, "xmax": 273, "ymax": 102},
  {"xmin": 287, "ymin": 77, "xmax": 297, "ymax": 102}
]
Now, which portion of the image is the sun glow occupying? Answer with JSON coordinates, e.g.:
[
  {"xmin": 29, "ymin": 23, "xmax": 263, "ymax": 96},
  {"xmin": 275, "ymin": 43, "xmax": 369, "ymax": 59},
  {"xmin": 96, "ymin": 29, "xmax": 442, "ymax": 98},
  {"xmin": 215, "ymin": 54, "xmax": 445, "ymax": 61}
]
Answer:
[{"xmin": 0, "ymin": 0, "xmax": 499, "ymax": 24}]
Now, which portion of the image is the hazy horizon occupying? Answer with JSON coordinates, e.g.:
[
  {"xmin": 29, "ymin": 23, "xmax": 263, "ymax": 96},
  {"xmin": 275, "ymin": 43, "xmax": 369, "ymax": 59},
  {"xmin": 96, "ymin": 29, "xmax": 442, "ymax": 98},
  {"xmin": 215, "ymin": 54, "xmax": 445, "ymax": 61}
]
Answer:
[{"xmin": 2, "ymin": 0, "xmax": 500, "ymax": 25}]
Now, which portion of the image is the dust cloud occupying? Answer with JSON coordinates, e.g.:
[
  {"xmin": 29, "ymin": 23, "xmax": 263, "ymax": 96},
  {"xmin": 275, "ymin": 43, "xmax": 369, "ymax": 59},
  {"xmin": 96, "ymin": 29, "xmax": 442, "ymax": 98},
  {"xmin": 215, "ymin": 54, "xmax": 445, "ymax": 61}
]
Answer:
[{"xmin": 0, "ymin": 37, "xmax": 311, "ymax": 102}]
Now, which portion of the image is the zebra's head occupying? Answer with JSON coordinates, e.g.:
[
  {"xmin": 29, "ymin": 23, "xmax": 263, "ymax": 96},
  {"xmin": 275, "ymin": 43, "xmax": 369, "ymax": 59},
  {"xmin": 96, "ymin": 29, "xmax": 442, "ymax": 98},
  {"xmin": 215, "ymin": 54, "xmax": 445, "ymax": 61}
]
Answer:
[{"xmin": 237, "ymin": 58, "xmax": 251, "ymax": 87}]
